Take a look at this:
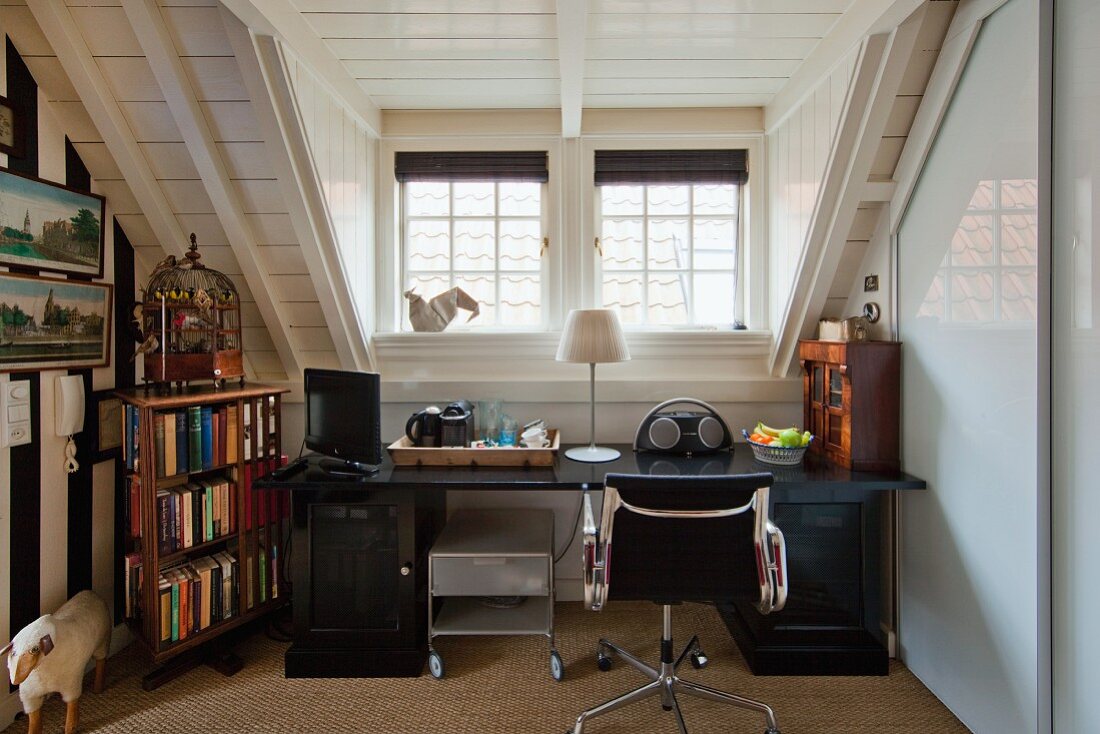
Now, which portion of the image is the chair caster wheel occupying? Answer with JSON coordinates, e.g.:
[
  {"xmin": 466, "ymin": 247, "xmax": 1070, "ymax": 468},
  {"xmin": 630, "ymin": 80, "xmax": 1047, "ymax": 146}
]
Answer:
[
  {"xmin": 690, "ymin": 650, "xmax": 708, "ymax": 669},
  {"xmin": 662, "ymin": 705, "xmax": 673, "ymax": 711},
  {"xmin": 551, "ymin": 650, "xmax": 565, "ymax": 681},
  {"xmin": 596, "ymin": 652, "xmax": 612, "ymax": 671},
  {"xmin": 428, "ymin": 650, "xmax": 444, "ymax": 679}
]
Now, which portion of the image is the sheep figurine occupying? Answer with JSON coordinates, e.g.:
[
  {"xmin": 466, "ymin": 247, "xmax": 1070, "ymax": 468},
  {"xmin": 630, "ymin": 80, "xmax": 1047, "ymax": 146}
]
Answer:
[{"xmin": 3, "ymin": 591, "xmax": 111, "ymax": 734}]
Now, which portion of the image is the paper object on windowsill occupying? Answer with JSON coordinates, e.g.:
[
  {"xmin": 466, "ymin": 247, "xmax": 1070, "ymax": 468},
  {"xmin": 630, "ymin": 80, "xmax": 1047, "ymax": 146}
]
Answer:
[{"xmin": 405, "ymin": 287, "xmax": 481, "ymax": 332}]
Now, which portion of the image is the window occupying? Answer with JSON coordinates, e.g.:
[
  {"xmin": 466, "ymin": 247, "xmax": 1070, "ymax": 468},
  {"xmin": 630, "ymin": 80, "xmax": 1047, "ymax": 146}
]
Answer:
[
  {"xmin": 594, "ymin": 149, "xmax": 746, "ymax": 328},
  {"xmin": 397, "ymin": 151, "xmax": 548, "ymax": 330}
]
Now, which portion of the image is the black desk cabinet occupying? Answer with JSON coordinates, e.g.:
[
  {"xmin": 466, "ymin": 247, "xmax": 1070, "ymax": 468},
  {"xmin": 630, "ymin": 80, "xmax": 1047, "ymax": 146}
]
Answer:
[
  {"xmin": 285, "ymin": 485, "xmax": 444, "ymax": 678},
  {"xmin": 258, "ymin": 447, "xmax": 924, "ymax": 678}
]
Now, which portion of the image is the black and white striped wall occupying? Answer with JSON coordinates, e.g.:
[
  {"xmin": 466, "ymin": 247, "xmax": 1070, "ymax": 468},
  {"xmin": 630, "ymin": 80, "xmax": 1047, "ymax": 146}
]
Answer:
[{"xmin": 0, "ymin": 35, "xmax": 135, "ymax": 727}]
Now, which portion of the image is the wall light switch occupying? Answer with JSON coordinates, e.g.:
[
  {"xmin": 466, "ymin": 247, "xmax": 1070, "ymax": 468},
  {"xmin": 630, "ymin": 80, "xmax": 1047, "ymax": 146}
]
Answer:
[{"xmin": 1, "ymin": 379, "xmax": 31, "ymax": 448}]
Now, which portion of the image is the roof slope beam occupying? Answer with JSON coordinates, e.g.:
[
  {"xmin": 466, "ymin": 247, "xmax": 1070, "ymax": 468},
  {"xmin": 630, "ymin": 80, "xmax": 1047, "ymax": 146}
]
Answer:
[
  {"xmin": 766, "ymin": 0, "xmax": 925, "ymax": 130},
  {"xmin": 769, "ymin": 8, "xmax": 925, "ymax": 376},
  {"xmin": 222, "ymin": 8, "xmax": 375, "ymax": 372},
  {"xmin": 219, "ymin": 0, "xmax": 380, "ymax": 138},
  {"xmin": 121, "ymin": 0, "xmax": 301, "ymax": 380},
  {"xmin": 556, "ymin": 0, "xmax": 585, "ymax": 138}
]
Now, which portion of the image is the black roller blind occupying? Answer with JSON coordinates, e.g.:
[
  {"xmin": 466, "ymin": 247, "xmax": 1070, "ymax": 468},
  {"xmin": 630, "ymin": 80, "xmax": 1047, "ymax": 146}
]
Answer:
[
  {"xmin": 395, "ymin": 151, "xmax": 549, "ymax": 183},
  {"xmin": 594, "ymin": 149, "xmax": 747, "ymax": 186}
]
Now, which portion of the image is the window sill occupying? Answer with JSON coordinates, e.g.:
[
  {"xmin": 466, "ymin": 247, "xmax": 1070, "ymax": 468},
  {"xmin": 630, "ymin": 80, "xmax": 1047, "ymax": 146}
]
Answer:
[{"xmin": 372, "ymin": 329, "xmax": 773, "ymax": 361}]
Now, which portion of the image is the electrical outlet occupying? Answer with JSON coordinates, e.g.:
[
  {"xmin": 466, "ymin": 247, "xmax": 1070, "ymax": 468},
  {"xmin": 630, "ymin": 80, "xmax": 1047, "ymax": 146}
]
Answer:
[{"xmin": 864, "ymin": 274, "xmax": 879, "ymax": 292}]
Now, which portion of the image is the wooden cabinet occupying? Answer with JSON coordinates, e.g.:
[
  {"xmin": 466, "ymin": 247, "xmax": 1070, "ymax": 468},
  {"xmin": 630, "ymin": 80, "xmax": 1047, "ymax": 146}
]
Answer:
[
  {"xmin": 799, "ymin": 340, "xmax": 900, "ymax": 472},
  {"xmin": 114, "ymin": 383, "xmax": 289, "ymax": 686}
]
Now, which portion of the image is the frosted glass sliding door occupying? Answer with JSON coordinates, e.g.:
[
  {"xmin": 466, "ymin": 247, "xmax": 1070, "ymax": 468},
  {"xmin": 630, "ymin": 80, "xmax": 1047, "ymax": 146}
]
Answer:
[
  {"xmin": 896, "ymin": 0, "xmax": 1040, "ymax": 730},
  {"xmin": 1052, "ymin": 0, "xmax": 1100, "ymax": 730}
]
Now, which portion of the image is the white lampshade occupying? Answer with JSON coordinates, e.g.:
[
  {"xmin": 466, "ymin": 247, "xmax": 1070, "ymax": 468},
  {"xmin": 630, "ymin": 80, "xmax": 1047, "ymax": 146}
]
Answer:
[{"xmin": 556, "ymin": 309, "xmax": 630, "ymax": 364}]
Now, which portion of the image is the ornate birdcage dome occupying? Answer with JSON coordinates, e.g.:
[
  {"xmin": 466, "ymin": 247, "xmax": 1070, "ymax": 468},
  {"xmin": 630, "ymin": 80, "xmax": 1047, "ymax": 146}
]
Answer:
[{"xmin": 141, "ymin": 234, "xmax": 243, "ymax": 387}]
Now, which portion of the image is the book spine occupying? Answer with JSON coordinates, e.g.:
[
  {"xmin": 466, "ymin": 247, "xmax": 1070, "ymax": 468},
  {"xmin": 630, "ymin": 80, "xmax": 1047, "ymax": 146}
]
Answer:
[
  {"xmin": 178, "ymin": 576, "xmax": 189, "ymax": 640},
  {"xmin": 170, "ymin": 493, "xmax": 180, "ymax": 553},
  {"xmin": 129, "ymin": 475, "xmax": 141, "ymax": 539},
  {"xmin": 226, "ymin": 405, "xmax": 238, "ymax": 464},
  {"xmin": 259, "ymin": 545, "xmax": 267, "ymax": 604},
  {"xmin": 212, "ymin": 411, "xmax": 220, "ymax": 470},
  {"xmin": 192, "ymin": 487, "xmax": 203, "ymax": 547},
  {"xmin": 170, "ymin": 578, "xmax": 180, "ymax": 642},
  {"xmin": 156, "ymin": 492, "xmax": 171, "ymax": 555},
  {"xmin": 175, "ymin": 412, "xmax": 187, "ymax": 475},
  {"xmin": 201, "ymin": 407, "xmax": 214, "ymax": 470},
  {"xmin": 204, "ymin": 483, "xmax": 214, "ymax": 541},
  {"xmin": 155, "ymin": 415, "xmax": 166, "ymax": 479},
  {"xmin": 188, "ymin": 406, "xmax": 202, "ymax": 472},
  {"xmin": 159, "ymin": 578, "xmax": 171, "ymax": 644},
  {"xmin": 243, "ymin": 464, "xmax": 252, "ymax": 531},
  {"xmin": 181, "ymin": 490, "xmax": 193, "ymax": 549},
  {"xmin": 163, "ymin": 414, "xmax": 176, "ymax": 477},
  {"xmin": 124, "ymin": 404, "xmax": 132, "ymax": 469},
  {"xmin": 219, "ymin": 408, "xmax": 228, "ymax": 466}
]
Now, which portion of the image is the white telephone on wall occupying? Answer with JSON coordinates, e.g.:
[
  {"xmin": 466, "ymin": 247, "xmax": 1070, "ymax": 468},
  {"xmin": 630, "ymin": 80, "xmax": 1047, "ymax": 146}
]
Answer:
[{"xmin": 55, "ymin": 375, "xmax": 84, "ymax": 474}]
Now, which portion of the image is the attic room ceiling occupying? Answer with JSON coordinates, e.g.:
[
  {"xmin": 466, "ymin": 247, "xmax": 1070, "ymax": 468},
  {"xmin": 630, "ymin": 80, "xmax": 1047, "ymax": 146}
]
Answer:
[{"xmin": 291, "ymin": 0, "xmax": 855, "ymax": 111}]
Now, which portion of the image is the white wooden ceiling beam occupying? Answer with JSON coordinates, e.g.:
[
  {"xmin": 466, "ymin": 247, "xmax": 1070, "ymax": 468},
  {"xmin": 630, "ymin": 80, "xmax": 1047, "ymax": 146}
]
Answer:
[
  {"xmin": 765, "ymin": 0, "xmax": 924, "ymax": 130},
  {"xmin": 555, "ymin": 0, "xmax": 585, "ymax": 138},
  {"xmin": 219, "ymin": 0, "xmax": 380, "ymax": 138},
  {"xmin": 769, "ymin": 7, "xmax": 925, "ymax": 376},
  {"xmin": 121, "ymin": 0, "xmax": 301, "ymax": 379},
  {"xmin": 221, "ymin": 8, "xmax": 376, "ymax": 372}
]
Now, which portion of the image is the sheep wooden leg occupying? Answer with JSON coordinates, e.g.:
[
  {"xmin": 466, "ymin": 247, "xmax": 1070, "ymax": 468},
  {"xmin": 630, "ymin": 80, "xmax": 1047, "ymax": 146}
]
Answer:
[
  {"xmin": 64, "ymin": 699, "xmax": 78, "ymax": 734},
  {"xmin": 93, "ymin": 659, "xmax": 105, "ymax": 694},
  {"xmin": 26, "ymin": 710, "xmax": 42, "ymax": 734}
]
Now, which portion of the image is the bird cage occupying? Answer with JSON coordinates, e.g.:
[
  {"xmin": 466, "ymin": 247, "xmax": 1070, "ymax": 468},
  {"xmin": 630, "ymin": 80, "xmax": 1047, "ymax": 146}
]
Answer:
[{"xmin": 141, "ymin": 234, "xmax": 243, "ymax": 388}]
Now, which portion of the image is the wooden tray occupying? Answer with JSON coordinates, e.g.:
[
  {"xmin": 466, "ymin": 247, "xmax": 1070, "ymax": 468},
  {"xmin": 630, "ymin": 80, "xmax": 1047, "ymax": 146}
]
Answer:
[{"xmin": 387, "ymin": 430, "xmax": 560, "ymax": 467}]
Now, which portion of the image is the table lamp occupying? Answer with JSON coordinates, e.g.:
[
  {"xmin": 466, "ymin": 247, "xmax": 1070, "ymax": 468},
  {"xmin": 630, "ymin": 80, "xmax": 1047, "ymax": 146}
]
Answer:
[{"xmin": 556, "ymin": 309, "xmax": 630, "ymax": 462}]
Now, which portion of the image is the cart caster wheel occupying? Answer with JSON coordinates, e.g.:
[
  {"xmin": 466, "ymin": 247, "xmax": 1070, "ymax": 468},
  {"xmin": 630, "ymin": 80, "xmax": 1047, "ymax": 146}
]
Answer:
[
  {"xmin": 550, "ymin": 650, "xmax": 565, "ymax": 681},
  {"xmin": 690, "ymin": 650, "xmax": 709, "ymax": 669},
  {"xmin": 428, "ymin": 651, "xmax": 445, "ymax": 679},
  {"xmin": 662, "ymin": 705, "xmax": 673, "ymax": 711},
  {"xmin": 596, "ymin": 651, "xmax": 612, "ymax": 672}
]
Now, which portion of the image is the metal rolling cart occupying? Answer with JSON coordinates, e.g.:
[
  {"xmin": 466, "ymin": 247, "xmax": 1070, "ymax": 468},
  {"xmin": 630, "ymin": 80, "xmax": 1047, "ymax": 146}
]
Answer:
[{"xmin": 427, "ymin": 508, "xmax": 562, "ymax": 681}]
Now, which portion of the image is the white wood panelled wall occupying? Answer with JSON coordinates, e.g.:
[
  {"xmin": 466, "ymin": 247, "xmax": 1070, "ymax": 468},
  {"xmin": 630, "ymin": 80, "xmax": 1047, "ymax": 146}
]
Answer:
[
  {"xmin": 767, "ymin": 47, "xmax": 858, "ymax": 331},
  {"xmin": 279, "ymin": 45, "xmax": 376, "ymax": 359}
]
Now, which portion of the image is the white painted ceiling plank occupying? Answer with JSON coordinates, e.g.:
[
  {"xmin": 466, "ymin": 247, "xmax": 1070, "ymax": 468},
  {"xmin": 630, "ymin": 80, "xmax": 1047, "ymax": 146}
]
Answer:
[
  {"xmin": 26, "ymin": 0, "xmax": 192, "ymax": 274},
  {"xmin": 118, "ymin": 100, "xmax": 183, "ymax": 142},
  {"xmin": 48, "ymin": 101, "xmax": 101, "ymax": 141},
  {"xmin": 765, "ymin": 0, "xmax": 924, "ymax": 129},
  {"xmin": 68, "ymin": 5, "xmax": 142, "ymax": 55},
  {"xmin": 586, "ymin": 59, "xmax": 801, "ymax": 78},
  {"xmin": 220, "ymin": 0, "xmax": 381, "ymax": 135},
  {"xmin": 0, "ymin": 6, "xmax": 53, "ymax": 56},
  {"xmin": 95, "ymin": 56, "xmax": 164, "ymax": 102},
  {"xmin": 199, "ymin": 100, "xmax": 263, "ymax": 142},
  {"xmin": 22, "ymin": 56, "xmax": 80, "ymax": 101},
  {"xmin": 558, "ymin": 0, "xmax": 585, "ymax": 137},
  {"xmin": 122, "ymin": 0, "xmax": 302, "ymax": 378},
  {"xmin": 342, "ymin": 59, "xmax": 559, "ymax": 79},
  {"xmin": 586, "ymin": 37, "xmax": 820, "ymax": 60},
  {"xmin": 139, "ymin": 141, "xmax": 200, "ymax": 178},
  {"xmin": 593, "ymin": 0, "xmax": 853, "ymax": 10},
  {"xmin": 588, "ymin": 13, "xmax": 840, "ymax": 38},
  {"xmin": 94, "ymin": 180, "xmax": 142, "ymax": 213},
  {"xmin": 224, "ymin": 11, "xmax": 375, "ymax": 371},
  {"xmin": 370, "ymin": 94, "xmax": 560, "ymax": 109},
  {"xmin": 235, "ymin": 179, "xmax": 288, "ymax": 213},
  {"xmin": 323, "ymin": 37, "xmax": 558, "ymax": 60},
  {"xmin": 584, "ymin": 77, "xmax": 784, "ymax": 95},
  {"xmin": 70, "ymin": 141, "xmax": 124, "ymax": 179},
  {"xmin": 159, "ymin": 179, "xmax": 215, "ymax": 213},
  {"xmin": 159, "ymin": 5, "xmax": 234, "ymax": 55},
  {"xmin": 294, "ymin": 0, "xmax": 553, "ymax": 11},
  {"xmin": 583, "ymin": 93, "xmax": 773, "ymax": 107},
  {"xmin": 217, "ymin": 141, "xmax": 276, "ymax": 179},
  {"xmin": 360, "ymin": 78, "xmax": 559, "ymax": 96},
  {"xmin": 303, "ymin": 13, "xmax": 556, "ymax": 39},
  {"xmin": 180, "ymin": 56, "xmax": 249, "ymax": 101}
]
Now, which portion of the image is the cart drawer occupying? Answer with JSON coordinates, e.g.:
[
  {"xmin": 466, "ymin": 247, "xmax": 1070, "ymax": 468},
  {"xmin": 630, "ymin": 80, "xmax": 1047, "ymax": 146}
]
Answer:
[{"xmin": 432, "ymin": 556, "xmax": 550, "ymax": 597}]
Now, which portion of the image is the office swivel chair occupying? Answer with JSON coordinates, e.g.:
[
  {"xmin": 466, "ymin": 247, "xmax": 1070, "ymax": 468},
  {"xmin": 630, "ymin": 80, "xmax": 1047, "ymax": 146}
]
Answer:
[{"xmin": 569, "ymin": 473, "xmax": 787, "ymax": 734}]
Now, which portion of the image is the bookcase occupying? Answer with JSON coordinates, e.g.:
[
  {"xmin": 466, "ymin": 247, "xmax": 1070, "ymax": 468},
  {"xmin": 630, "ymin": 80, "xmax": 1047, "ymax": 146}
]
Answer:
[{"xmin": 114, "ymin": 383, "xmax": 290, "ymax": 683}]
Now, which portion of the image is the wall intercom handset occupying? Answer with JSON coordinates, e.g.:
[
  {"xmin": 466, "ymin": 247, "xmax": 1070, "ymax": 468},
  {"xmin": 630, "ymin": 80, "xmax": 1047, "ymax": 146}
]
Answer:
[{"xmin": 55, "ymin": 375, "xmax": 85, "ymax": 474}]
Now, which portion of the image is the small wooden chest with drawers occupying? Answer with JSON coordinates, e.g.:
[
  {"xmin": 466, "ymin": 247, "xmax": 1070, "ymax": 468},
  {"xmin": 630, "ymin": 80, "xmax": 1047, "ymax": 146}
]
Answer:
[{"xmin": 799, "ymin": 340, "xmax": 901, "ymax": 472}]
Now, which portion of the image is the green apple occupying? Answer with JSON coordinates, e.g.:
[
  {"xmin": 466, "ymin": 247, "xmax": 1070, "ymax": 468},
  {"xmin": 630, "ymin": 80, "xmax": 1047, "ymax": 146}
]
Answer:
[{"xmin": 779, "ymin": 428, "xmax": 802, "ymax": 448}]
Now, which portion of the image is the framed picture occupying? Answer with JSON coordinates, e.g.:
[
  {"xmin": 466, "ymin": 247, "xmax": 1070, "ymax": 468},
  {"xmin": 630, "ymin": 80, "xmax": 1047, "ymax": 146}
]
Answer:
[
  {"xmin": 0, "ymin": 271, "xmax": 112, "ymax": 372},
  {"xmin": 0, "ymin": 95, "xmax": 22, "ymax": 159},
  {"xmin": 93, "ymin": 391, "xmax": 122, "ymax": 460},
  {"xmin": 0, "ymin": 166, "xmax": 106, "ymax": 278}
]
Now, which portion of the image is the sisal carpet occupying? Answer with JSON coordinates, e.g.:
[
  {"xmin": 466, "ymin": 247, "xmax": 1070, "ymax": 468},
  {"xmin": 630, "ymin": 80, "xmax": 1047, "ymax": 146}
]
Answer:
[{"xmin": 2, "ymin": 602, "xmax": 968, "ymax": 734}]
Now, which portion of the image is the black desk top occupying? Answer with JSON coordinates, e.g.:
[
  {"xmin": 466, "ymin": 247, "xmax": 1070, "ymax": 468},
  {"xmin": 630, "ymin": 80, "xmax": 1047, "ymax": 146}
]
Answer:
[{"xmin": 255, "ymin": 444, "xmax": 926, "ymax": 496}]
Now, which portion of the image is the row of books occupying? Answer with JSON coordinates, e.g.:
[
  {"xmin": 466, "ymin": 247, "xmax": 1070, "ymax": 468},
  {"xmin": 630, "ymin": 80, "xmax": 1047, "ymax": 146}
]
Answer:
[
  {"xmin": 154, "ymin": 405, "xmax": 239, "ymax": 478},
  {"xmin": 155, "ymin": 477, "xmax": 235, "ymax": 555},
  {"xmin": 124, "ymin": 404, "xmax": 140, "ymax": 471},
  {"xmin": 159, "ymin": 552, "xmax": 240, "ymax": 648},
  {"xmin": 124, "ymin": 553, "xmax": 143, "ymax": 620}
]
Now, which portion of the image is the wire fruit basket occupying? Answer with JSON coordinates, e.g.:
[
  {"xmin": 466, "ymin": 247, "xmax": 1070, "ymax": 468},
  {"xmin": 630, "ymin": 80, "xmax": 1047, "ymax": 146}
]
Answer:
[{"xmin": 742, "ymin": 429, "xmax": 813, "ymax": 466}]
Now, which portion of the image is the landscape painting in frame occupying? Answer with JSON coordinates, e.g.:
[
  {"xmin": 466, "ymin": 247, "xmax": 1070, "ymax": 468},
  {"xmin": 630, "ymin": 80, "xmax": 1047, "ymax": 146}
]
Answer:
[
  {"xmin": 0, "ymin": 166, "xmax": 106, "ymax": 277},
  {"xmin": 0, "ymin": 272, "xmax": 112, "ymax": 371}
]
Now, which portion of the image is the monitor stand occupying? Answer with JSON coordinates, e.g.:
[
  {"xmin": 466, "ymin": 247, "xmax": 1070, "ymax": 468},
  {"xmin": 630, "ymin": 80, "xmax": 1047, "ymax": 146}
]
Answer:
[{"xmin": 318, "ymin": 457, "xmax": 380, "ymax": 478}]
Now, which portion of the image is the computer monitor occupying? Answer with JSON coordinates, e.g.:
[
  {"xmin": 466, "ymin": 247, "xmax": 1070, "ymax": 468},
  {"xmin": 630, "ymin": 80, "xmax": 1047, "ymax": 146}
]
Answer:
[{"xmin": 304, "ymin": 368, "xmax": 382, "ymax": 476}]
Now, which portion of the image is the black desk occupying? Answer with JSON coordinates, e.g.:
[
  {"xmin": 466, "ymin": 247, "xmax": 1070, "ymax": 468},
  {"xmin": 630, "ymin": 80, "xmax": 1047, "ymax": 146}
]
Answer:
[{"xmin": 257, "ymin": 446, "xmax": 925, "ymax": 677}]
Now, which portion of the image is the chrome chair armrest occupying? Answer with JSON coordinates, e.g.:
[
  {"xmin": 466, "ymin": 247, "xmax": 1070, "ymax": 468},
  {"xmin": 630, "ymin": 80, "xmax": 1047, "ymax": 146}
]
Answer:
[
  {"xmin": 766, "ymin": 520, "xmax": 788, "ymax": 612},
  {"xmin": 582, "ymin": 492, "xmax": 608, "ymax": 611}
]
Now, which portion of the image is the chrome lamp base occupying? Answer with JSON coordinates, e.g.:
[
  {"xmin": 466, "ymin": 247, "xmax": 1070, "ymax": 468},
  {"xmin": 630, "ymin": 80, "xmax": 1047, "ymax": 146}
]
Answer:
[{"xmin": 565, "ymin": 445, "xmax": 621, "ymax": 463}]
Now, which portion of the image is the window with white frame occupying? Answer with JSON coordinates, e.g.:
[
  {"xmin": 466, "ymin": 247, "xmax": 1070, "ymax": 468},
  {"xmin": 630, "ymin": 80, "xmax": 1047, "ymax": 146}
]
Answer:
[
  {"xmin": 595, "ymin": 149, "xmax": 746, "ymax": 328},
  {"xmin": 397, "ymin": 151, "xmax": 548, "ymax": 330}
]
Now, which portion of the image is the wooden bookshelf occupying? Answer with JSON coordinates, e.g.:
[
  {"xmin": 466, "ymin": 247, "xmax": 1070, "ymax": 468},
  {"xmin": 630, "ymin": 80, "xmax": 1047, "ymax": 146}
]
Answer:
[{"xmin": 115, "ymin": 383, "xmax": 290, "ymax": 687}]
